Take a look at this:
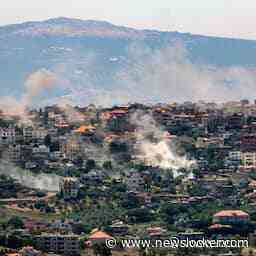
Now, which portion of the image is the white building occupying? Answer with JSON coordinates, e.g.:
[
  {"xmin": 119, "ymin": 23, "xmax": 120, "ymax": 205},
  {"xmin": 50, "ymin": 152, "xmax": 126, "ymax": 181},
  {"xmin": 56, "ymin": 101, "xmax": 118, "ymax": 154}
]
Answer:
[
  {"xmin": 32, "ymin": 127, "xmax": 47, "ymax": 141},
  {"xmin": 32, "ymin": 145, "xmax": 50, "ymax": 154},
  {"xmin": 126, "ymin": 171, "xmax": 145, "ymax": 192},
  {"xmin": 60, "ymin": 177, "xmax": 80, "ymax": 200},
  {"xmin": 23, "ymin": 126, "xmax": 33, "ymax": 142},
  {"xmin": 241, "ymin": 152, "xmax": 256, "ymax": 169},
  {"xmin": 6, "ymin": 144, "xmax": 21, "ymax": 162},
  {"xmin": 0, "ymin": 126, "xmax": 16, "ymax": 143},
  {"xmin": 228, "ymin": 151, "xmax": 242, "ymax": 161}
]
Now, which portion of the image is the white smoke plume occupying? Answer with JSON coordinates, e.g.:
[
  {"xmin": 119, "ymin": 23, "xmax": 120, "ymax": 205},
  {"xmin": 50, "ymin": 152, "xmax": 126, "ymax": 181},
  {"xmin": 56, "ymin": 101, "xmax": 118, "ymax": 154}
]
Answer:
[
  {"xmin": 0, "ymin": 68, "xmax": 56, "ymax": 124},
  {"xmin": 0, "ymin": 43, "xmax": 255, "ymax": 112},
  {"xmin": 61, "ymin": 43, "xmax": 256, "ymax": 106},
  {"xmin": 57, "ymin": 98, "xmax": 85, "ymax": 123},
  {"xmin": 1, "ymin": 43, "xmax": 254, "ymax": 111},
  {"xmin": 0, "ymin": 96, "xmax": 24, "ymax": 117},
  {"xmin": 21, "ymin": 69, "xmax": 56, "ymax": 107},
  {"xmin": 0, "ymin": 161, "xmax": 61, "ymax": 192},
  {"xmin": 131, "ymin": 110, "xmax": 195, "ymax": 173},
  {"xmin": 114, "ymin": 43, "xmax": 256, "ymax": 104}
]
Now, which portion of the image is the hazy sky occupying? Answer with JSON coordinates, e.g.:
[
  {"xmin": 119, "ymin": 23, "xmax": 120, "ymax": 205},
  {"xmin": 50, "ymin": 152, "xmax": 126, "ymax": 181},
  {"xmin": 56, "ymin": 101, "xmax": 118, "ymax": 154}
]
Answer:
[{"xmin": 1, "ymin": 0, "xmax": 255, "ymax": 40}]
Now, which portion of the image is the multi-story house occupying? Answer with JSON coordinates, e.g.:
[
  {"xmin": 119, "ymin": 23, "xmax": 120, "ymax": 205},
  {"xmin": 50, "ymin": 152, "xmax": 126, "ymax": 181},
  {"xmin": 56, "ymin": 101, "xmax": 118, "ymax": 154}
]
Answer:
[
  {"xmin": 7, "ymin": 144, "xmax": 21, "ymax": 162},
  {"xmin": 23, "ymin": 126, "xmax": 33, "ymax": 143},
  {"xmin": 60, "ymin": 137, "xmax": 81, "ymax": 161},
  {"xmin": 125, "ymin": 171, "xmax": 145, "ymax": 192},
  {"xmin": 213, "ymin": 210, "xmax": 249, "ymax": 225},
  {"xmin": 32, "ymin": 127, "xmax": 47, "ymax": 142},
  {"xmin": 0, "ymin": 126, "xmax": 16, "ymax": 144},
  {"xmin": 60, "ymin": 177, "xmax": 80, "ymax": 200},
  {"xmin": 228, "ymin": 151, "xmax": 242, "ymax": 161},
  {"xmin": 241, "ymin": 152, "xmax": 256, "ymax": 169},
  {"xmin": 36, "ymin": 233, "xmax": 80, "ymax": 255},
  {"xmin": 32, "ymin": 144, "xmax": 50, "ymax": 154}
]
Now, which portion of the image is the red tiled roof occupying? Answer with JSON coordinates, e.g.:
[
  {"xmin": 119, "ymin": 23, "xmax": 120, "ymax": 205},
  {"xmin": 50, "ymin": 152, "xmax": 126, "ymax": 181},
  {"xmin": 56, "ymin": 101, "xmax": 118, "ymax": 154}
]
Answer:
[
  {"xmin": 111, "ymin": 110, "xmax": 128, "ymax": 115},
  {"xmin": 214, "ymin": 210, "xmax": 249, "ymax": 218},
  {"xmin": 208, "ymin": 224, "xmax": 232, "ymax": 229},
  {"xmin": 74, "ymin": 125, "xmax": 96, "ymax": 133},
  {"xmin": 89, "ymin": 230, "xmax": 112, "ymax": 240}
]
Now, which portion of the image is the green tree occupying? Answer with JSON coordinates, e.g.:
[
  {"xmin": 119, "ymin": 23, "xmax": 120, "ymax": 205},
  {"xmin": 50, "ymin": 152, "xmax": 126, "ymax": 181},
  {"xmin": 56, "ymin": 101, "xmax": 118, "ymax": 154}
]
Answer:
[
  {"xmin": 44, "ymin": 134, "xmax": 51, "ymax": 147},
  {"xmin": 92, "ymin": 243, "xmax": 112, "ymax": 256},
  {"xmin": 86, "ymin": 159, "xmax": 96, "ymax": 171},
  {"xmin": 7, "ymin": 216, "xmax": 24, "ymax": 229},
  {"xmin": 103, "ymin": 161, "xmax": 112, "ymax": 170}
]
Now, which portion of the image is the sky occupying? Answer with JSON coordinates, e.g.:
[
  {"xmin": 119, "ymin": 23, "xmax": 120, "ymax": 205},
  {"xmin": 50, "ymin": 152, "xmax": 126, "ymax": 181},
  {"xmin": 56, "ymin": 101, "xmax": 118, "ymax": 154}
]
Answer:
[{"xmin": 0, "ymin": 0, "xmax": 255, "ymax": 40}]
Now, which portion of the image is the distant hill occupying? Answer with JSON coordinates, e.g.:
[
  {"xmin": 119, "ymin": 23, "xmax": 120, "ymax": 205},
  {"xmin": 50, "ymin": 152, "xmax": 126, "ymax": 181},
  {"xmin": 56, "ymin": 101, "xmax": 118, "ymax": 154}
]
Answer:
[{"xmin": 0, "ymin": 17, "xmax": 256, "ymax": 98}]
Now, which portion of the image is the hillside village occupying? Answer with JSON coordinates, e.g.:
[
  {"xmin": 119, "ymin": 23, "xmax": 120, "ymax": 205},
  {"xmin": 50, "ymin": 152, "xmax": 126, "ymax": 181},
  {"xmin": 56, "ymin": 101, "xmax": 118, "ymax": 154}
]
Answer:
[{"xmin": 1, "ymin": 100, "xmax": 256, "ymax": 255}]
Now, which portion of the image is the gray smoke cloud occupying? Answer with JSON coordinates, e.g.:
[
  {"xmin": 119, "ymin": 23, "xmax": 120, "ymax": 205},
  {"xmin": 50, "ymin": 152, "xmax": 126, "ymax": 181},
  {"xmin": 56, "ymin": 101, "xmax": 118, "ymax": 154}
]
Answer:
[
  {"xmin": 58, "ymin": 43, "xmax": 256, "ymax": 106},
  {"xmin": 21, "ymin": 69, "xmax": 57, "ymax": 107},
  {"xmin": 57, "ymin": 98, "xmax": 85, "ymax": 123},
  {"xmin": 2, "ymin": 42, "xmax": 254, "ymax": 111},
  {"xmin": 0, "ymin": 68, "xmax": 57, "ymax": 124},
  {"xmin": 0, "ymin": 161, "xmax": 61, "ymax": 192},
  {"xmin": 131, "ymin": 110, "xmax": 195, "ymax": 173},
  {"xmin": 105, "ymin": 43, "xmax": 256, "ymax": 105},
  {"xmin": 0, "ymin": 43, "xmax": 255, "ymax": 112}
]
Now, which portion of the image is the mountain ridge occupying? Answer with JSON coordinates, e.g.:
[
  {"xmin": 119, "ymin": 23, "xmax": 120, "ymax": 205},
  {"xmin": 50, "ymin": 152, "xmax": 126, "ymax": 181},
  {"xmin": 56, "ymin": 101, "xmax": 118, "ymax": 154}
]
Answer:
[
  {"xmin": 0, "ymin": 17, "xmax": 153, "ymax": 39},
  {"xmin": 0, "ymin": 17, "xmax": 255, "ymax": 41},
  {"xmin": 0, "ymin": 17, "xmax": 256, "ymax": 100}
]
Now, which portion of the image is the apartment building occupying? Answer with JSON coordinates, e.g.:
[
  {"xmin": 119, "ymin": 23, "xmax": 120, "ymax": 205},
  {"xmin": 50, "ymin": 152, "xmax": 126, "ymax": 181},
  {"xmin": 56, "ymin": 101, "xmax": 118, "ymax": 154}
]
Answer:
[
  {"xmin": 60, "ymin": 177, "xmax": 80, "ymax": 200},
  {"xmin": 60, "ymin": 137, "xmax": 81, "ymax": 161},
  {"xmin": 228, "ymin": 151, "xmax": 242, "ymax": 161},
  {"xmin": 32, "ymin": 127, "xmax": 47, "ymax": 142},
  {"xmin": 0, "ymin": 126, "xmax": 16, "ymax": 144},
  {"xmin": 241, "ymin": 152, "xmax": 256, "ymax": 169},
  {"xmin": 213, "ymin": 210, "xmax": 249, "ymax": 225},
  {"xmin": 36, "ymin": 233, "xmax": 80, "ymax": 255},
  {"xmin": 126, "ymin": 171, "xmax": 145, "ymax": 192},
  {"xmin": 23, "ymin": 126, "xmax": 33, "ymax": 142}
]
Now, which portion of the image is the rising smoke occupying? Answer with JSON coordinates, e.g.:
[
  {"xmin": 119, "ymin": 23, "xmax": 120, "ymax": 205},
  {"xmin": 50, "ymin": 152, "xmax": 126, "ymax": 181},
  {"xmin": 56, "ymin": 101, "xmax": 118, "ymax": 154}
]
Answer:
[
  {"xmin": 57, "ymin": 98, "xmax": 85, "ymax": 123},
  {"xmin": 0, "ymin": 161, "xmax": 61, "ymax": 192},
  {"xmin": 2, "ymin": 43, "xmax": 255, "ymax": 111},
  {"xmin": 131, "ymin": 110, "xmax": 195, "ymax": 173},
  {"xmin": 21, "ymin": 69, "xmax": 56, "ymax": 107},
  {"xmin": 0, "ymin": 68, "xmax": 56, "ymax": 124},
  {"xmin": 65, "ymin": 43, "xmax": 256, "ymax": 106},
  {"xmin": 0, "ymin": 42, "xmax": 254, "ymax": 185}
]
